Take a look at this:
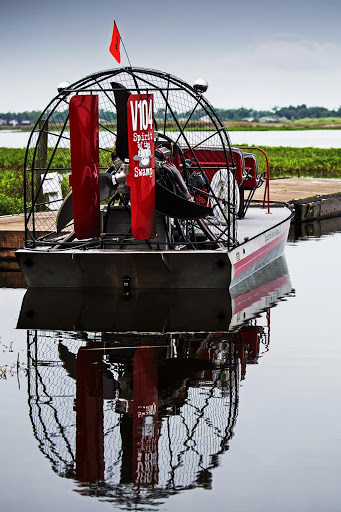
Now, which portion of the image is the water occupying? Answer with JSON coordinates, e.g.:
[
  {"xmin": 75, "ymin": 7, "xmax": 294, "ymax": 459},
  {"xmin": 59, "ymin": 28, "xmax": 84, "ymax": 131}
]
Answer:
[
  {"xmin": 1, "ymin": 225, "xmax": 341, "ymax": 511},
  {"xmin": 1, "ymin": 129, "xmax": 340, "ymax": 149},
  {"xmin": 229, "ymin": 129, "xmax": 341, "ymax": 148},
  {"xmin": 0, "ymin": 130, "xmax": 31, "ymax": 148}
]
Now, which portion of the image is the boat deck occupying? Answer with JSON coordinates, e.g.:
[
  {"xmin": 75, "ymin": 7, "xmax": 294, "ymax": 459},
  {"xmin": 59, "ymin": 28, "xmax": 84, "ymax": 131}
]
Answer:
[{"xmin": 236, "ymin": 206, "xmax": 292, "ymax": 244}]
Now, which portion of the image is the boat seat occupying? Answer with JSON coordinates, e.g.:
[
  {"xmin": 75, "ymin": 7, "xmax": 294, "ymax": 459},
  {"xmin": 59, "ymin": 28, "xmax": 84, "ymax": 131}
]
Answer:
[
  {"xmin": 230, "ymin": 148, "xmax": 246, "ymax": 185},
  {"xmin": 241, "ymin": 153, "xmax": 262, "ymax": 190},
  {"xmin": 186, "ymin": 147, "xmax": 246, "ymax": 184},
  {"xmin": 185, "ymin": 148, "xmax": 227, "ymax": 182},
  {"xmin": 238, "ymin": 152, "xmax": 265, "ymax": 218}
]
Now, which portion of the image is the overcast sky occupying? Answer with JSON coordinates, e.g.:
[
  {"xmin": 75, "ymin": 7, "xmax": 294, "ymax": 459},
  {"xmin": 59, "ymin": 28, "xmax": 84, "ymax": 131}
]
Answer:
[{"xmin": 1, "ymin": 0, "xmax": 340, "ymax": 112}]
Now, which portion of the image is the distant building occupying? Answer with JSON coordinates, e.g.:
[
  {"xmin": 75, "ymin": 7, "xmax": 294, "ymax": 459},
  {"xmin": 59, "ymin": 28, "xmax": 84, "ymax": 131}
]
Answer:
[
  {"xmin": 199, "ymin": 115, "xmax": 212, "ymax": 122},
  {"xmin": 9, "ymin": 119, "xmax": 18, "ymax": 126},
  {"xmin": 0, "ymin": 119, "xmax": 6, "ymax": 125},
  {"xmin": 259, "ymin": 115, "xmax": 289, "ymax": 123},
  {"xmin": 21, "ymin": 120, "xmax": 31, "ymax": 125}
]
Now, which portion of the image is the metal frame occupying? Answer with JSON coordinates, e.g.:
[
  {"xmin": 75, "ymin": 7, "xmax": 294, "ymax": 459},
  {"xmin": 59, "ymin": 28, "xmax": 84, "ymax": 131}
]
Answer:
[{"xmin": 23, "ymin": 67, "xmax": 240, "ymax": 251}]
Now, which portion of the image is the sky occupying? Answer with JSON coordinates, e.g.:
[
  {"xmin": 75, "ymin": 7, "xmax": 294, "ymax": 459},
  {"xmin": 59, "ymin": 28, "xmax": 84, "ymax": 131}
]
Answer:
[{"xmin": 1, "ymin": 0, "xmax": 340, "ymax": 113}]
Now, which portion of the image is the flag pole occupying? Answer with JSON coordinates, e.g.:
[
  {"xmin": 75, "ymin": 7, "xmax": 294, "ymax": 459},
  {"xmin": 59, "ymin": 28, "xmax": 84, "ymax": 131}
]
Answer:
[
  {"xmin": 114, "ymin": 20, "xmax": 132, "ymax": 67},
  {"xmin": 121, "ymin": 38, "xmax": 132, "ymax": 67}
]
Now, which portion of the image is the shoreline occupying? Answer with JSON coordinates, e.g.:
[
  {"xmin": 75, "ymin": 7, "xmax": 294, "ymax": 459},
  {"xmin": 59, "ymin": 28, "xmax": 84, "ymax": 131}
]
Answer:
[{"xmin": 1, "ymin": 124, "xmax": 341, "ymax": 133}]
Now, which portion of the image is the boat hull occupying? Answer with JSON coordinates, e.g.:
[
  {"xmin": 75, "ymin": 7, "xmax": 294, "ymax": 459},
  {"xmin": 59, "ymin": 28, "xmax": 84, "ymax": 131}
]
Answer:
[
  {"xmin": 17, "ymin": 256, "xmax": 292, "ymax": 333},
  {"xmin": 230, "ymin": 214, "xmax": 291, "ymax": 287},
  {"xmin": 16, "ymin": 207, "xmax": 293, "ymax": 290}
]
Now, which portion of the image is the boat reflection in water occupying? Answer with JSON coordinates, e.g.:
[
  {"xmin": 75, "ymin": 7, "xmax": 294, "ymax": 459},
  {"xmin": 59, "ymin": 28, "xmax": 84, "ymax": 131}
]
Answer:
[{"xmin": 17, "ymin": 256, "xmax": 294, "ymax": 507}]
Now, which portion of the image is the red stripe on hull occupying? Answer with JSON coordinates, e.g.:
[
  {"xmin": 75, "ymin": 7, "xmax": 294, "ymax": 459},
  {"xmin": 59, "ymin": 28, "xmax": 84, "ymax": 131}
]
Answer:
[
  {"xmin": 233, "ymin": 231, "xmax": 288, "ymax": 279},
  {"xmin": 233, "ymin": 274, "xmax": 289, "ymax": 314}
]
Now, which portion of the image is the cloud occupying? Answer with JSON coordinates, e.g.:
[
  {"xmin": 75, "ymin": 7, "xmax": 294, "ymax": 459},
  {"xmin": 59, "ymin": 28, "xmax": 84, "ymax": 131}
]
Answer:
[
  {"xmin": 192, "ymin": 34, "xmax": 341, "ymax": 73},
  {"xmin": 169, "ymin": 34, "xmax": 341, "ymax": 109},
  {"xmin": 245, "ymin": 34, "xmax": 341, "ymax": 71},
  {"xmin": 172, "ymin": 34, "xmax": 341, "ymax": 88}
]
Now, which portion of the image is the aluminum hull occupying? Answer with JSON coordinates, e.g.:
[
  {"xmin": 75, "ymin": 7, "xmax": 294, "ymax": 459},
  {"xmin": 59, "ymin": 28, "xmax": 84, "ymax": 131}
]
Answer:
[
  {"xmin": 17, "ymin": 256, "xmax": 292, "ymax": 333},
  {"xmin": 16, "ymin": 206, "xmax": 293, "ymax": 290}
]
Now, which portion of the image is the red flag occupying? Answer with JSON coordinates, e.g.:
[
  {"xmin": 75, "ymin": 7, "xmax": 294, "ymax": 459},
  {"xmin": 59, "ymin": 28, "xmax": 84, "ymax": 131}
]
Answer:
[{"xmin": 109, "ymin": 21, "xmax": 121, "ymax": 63}]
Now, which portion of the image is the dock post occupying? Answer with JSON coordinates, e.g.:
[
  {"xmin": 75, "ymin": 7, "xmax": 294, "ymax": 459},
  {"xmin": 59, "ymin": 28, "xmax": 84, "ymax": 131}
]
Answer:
[{"xmin": 36, "ymin": 118, "xmax": 48, "ymax": 211}]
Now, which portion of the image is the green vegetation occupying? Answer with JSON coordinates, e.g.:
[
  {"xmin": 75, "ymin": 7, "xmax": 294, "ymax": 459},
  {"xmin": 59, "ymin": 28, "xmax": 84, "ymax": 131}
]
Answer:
[
  {"xmin": 235, "ymin": 146, "xmax": 341, "ymax": 179},
  {"xmin": 0, "ymin": 108, "xmax": 117, "ymax": 129},
  {"xmin": 0, "ymin": 147, "xmax": 113, "ymax": 215},
  {"xmin": 0, "ymin": 148, "xmax": 26, "ymax": 215},
  {"xmin": 0, "ymin": 146, "xmax": 341, "ymax": 216},
  {"xmin": 217, "ymin": 104, "xmax": 341, "ymax": 122},
  {"xmin": 0, "ymin": 110, "xmax": 41, "ymax": 126}
]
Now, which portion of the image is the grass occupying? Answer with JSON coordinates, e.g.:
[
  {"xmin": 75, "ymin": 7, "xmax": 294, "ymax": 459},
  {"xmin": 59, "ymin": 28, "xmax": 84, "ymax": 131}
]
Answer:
[
  {"xmin": 237, "ymin": 146, "xmax": 341, "ymax": 179},
  {"xmin": 0, "ymin": 148, "xmax": 26, "ymax": 214},
  {"xmin": 0, "ymin": 145, "xmax": 341, "ymax": 215}
]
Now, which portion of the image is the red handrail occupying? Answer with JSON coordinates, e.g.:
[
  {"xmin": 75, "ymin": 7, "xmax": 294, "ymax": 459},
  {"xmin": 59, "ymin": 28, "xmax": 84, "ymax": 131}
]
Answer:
[{"xmin": 235, "ymin": 146, "xmax": 271, "ymax": 213}]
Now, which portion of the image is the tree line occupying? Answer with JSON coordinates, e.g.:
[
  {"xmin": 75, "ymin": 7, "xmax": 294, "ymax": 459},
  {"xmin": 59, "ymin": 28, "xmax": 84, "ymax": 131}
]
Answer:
[
  {"xmin": 215, "ymin": 105, "xmax": 341, "ymax": 121},
  {"xmin": 0, "ymin": 111, "xmax": 41, "ymax": 125},
  {"xmin": 1, "ymin": 104, "xmax": 341, "ymax": 125}
]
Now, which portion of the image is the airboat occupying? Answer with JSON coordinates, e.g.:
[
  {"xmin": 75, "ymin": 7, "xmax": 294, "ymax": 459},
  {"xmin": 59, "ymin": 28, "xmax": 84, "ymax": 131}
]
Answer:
[{"xmin": 15, "ymin": 67, "xmax": 293, "ymax": 289}]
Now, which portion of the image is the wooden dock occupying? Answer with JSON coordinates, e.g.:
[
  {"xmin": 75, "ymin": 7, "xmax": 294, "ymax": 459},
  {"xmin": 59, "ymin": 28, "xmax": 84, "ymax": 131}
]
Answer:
[
  {"xmin": 253, "ymin": 177, "xmax": 341, "ymax": 204},
  {"xmin": 253, "ymin": 177, "xmax": 341, "ymax": 222}
]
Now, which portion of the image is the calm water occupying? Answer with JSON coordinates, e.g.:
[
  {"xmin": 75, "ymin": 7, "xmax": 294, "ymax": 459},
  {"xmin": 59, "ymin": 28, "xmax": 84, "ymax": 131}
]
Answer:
[
  {"xmin": 230, "ymin": 129, "xmax": 341, "ymax": 148},
  {"xmin": 1, "ymin": 223, "xmax": 341, "ymax": 511},
  {"xmin": 0, "ymin": 129, "xmax": 340, "ymax": 148}
]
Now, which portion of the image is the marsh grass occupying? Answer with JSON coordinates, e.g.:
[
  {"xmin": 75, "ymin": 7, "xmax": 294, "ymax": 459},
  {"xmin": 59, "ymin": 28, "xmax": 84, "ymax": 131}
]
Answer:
[
  {"xmin": 0, "ymin": 146, "xmax": 340, "ymax": 215},
  {"xmin": 239, "ymin": 146, "xmax": 341, "ymax": 179}
]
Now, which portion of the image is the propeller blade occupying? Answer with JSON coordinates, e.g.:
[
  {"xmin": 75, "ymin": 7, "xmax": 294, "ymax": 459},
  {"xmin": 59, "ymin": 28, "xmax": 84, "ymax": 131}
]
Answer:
[
  {"xmin": 99, "ymin": 172, "xmax": 117, "ymax": 201},
  {"xmin": 56, "ymin": 173, "xmax": 118, "ymax": 232},
  {"xmin": 56, "ymin": 190, "xmax": 73, "ymax": 232},
  {"xmin": 111, "ymin": 82, "xmax": 131, "ymax": 161},
  {"xmin": 155, "ymin": 182, "xmax": 213, "ymax": 219},
  {"xmin": 58, "ymin": 343, "xmax": 77, "ymax": 379}
]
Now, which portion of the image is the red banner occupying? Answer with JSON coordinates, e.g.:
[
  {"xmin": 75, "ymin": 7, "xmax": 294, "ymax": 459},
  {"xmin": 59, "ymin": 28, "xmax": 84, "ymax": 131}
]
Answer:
[
  {"xmin": 109, "ymin": 21, "xmax": 121, "ymax": 63},
  {"xmin": 69, "ymin": 95, "xmax": 100, "ymax": 239},
  {"xmin": 127, "ymin": 94, "xmax": 156, "ymax": 240},
  {"xmin": 133, "ymin": 347, "xmax": 158, "ymax": 486},
  {"xmin": 75, "ymin": 348, "xmax": 104, "ymax": 482}
]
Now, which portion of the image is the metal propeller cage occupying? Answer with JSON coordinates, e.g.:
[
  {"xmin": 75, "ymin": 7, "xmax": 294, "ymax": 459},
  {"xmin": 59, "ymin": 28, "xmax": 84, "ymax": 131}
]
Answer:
[{"xmin": 23, "ymin": 67, "xmax": 239, "ymax": 250}]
